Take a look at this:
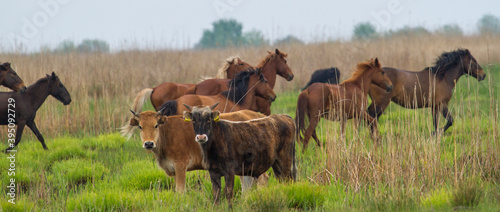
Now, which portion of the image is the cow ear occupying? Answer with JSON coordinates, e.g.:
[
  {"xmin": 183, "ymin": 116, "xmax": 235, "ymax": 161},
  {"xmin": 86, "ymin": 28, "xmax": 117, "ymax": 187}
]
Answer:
[
  {"xmin": 129, "ymin": 118, "xmax": 139, "ymax": 126},
  {"xmin": 212, "ymin": 111, "xmax": 220, "ymax": 122},
  {"xmin": 183, "ymin": 111, "xmax": 192, "ymax": 122},
  {"xmin": 158, "ymin": 116, "xmax": 167, "ymax": 125}
]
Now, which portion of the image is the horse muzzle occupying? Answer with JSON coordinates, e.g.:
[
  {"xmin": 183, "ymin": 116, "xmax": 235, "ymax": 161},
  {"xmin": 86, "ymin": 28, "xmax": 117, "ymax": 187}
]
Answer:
[
  {"xmin": 287, "ymin": 74, "xmax": 294, "ymax": 81},
  {"xmin": 385, "ymin": 84, "xmax": 393, "ymax": 92},
  {"xmin": 478, "ymin": 73, "xmax": 486, "ymax": 81}
]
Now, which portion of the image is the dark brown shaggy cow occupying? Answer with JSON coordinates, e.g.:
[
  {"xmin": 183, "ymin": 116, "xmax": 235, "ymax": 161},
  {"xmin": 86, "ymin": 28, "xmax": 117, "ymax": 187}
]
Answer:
[
  {"xmin": 183, "ymin": 103, "xmax": 297, "ymax": 204},
  {"xmin": 121, "ymin": 109, "xmax": 269, "ymax": 193}
]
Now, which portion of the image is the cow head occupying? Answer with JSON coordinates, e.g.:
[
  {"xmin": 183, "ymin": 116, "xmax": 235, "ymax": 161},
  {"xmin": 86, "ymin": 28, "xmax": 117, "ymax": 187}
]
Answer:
[
  {"xmin": 129, "ymin": 109, "xmax": 167, "ymax": 150},
  {"xmin": 183, "ymin": 103, "xmax": 220, "ymax": 144}
]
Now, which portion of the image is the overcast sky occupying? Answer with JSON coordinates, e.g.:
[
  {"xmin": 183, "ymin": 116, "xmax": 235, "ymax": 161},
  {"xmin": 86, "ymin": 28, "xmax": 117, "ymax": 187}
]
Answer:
[{"xmin": 1, "ymin": 0, "xmax": 499, "ymax": 52}]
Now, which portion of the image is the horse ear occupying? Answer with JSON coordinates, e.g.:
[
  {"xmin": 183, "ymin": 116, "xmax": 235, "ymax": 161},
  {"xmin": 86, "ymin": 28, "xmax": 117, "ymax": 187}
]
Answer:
[
  {"xmin": 0, "ymin": 64, "xmax": 6, "ymax": 71},
  {"xmin": 465, "ymin": 49, "xmax": 470, "ymax": 54},
  {"xmin": 267, "ymin": 50, "xmax": 272, "ymax": 54},
  {"xmin": 3, "ymin": 63, "xmax": 11, "ymax": 68},
  {"xmin": 51, "ymin": 72, "xmax": 57, "ymax": 78},
  {"xmin": 256, "ymin": 67, "xmax": 263, "ymax": 75},
  {"xmin": 275, "ymin": 48, "xmax": 280, "ymax": 55},
  {"xmin": 374, "ymin": 58, "xmax": 381, "ymax": 68}
]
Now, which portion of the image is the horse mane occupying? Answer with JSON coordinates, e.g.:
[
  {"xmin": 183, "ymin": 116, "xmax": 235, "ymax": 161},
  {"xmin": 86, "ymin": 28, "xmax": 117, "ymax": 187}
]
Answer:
[
  {"xmin": 256, "ymin": 50, "xmax": 287, "ymax": 68},
  {"xmin": 429, "ymin": 48, "xmax": 470, "ymax": 78},
  {"xmin": 221, "ymin": 68, "xmax": 261, "ymax": 104},
  {"xmin": 214, "ymin": 56, "xmax": 241, "ymax": 79},
  {"xmin": 27, "ymin": 75, "xmax": 50, "ymax": 89},
  {"xmin": 342, "ymin": 59, "xmax": 379, "ymax": 83}
]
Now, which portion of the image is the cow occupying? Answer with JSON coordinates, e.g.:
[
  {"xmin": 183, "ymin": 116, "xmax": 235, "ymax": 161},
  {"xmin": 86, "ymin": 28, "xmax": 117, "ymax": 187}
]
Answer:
[
  {"xmin": 121, "ymin": 109, "xmax": 269, "ymax": 193},
  {"xmin": 301, "ymin": 67, "xmax": 341, "ymax": 90},
  {"xmin": 182, "ymin": 103, "xmax": 297, "ymax": 204}
]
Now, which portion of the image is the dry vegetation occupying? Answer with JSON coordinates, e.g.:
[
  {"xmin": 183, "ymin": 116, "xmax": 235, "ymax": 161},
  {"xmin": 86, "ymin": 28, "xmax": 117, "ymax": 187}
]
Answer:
[{"xmin": 0, "ymin": 34, "xmax": 499, "ymax": 210}]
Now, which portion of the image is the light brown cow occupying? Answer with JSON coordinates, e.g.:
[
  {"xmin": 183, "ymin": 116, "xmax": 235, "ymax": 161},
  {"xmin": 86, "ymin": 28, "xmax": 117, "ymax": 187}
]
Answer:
[{"xmin": 121, "ymin": 109, "xmax": 268, "ymax": 193}]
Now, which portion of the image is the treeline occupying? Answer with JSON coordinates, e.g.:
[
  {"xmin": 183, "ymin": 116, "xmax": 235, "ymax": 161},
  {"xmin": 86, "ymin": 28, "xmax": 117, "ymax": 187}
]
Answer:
[
  {"xmin": 197, "ymin": 14, "xmax": 500, "ymax": 49},
  {"xmin": 43, "ymin": 39, "xmax": 110, "ymax": 54}
]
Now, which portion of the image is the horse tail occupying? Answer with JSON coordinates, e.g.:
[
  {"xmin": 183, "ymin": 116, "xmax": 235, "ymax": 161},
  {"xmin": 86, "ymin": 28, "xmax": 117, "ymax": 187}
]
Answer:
[
  {"xmin": 291, "ymin": 125, "xmax": 298, "ymax": 181},
  {"xmin": 295, "ymin": 90, "xmax": 309, "ymax": 143},
  {"xmin": 120, "ymin": 88, "xmax": 153, "ymax": 140},
  {"xmin": 158, "ymin": 100, "xmax": 178, "ymax": 116},
  {"xmin": 131, "ymin": 88, "xmax": 153, "ymax": 113},
  {"xmin": 301, "ymin": 81, "xmax": 312, "ymax": 91}
]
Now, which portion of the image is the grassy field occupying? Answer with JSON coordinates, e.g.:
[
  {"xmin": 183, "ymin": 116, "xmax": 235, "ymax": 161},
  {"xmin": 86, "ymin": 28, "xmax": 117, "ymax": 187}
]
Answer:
[{"xmin": 1, "ymin": 35, "xmax": 500, "ymax": 211}]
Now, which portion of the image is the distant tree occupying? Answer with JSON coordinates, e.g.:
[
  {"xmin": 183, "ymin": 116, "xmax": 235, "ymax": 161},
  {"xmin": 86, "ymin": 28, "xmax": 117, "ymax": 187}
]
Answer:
[
  {"xmin": 477, "ymin": 14, "xmax": 500, "ymax": 34},
  {"xmin": 352, "ymin": 22, "xmax": 377, "ymax": 40},
  {"xmin": 436, "ymin": 24, "xmax": 463, "ymax": 36},
  {"xmin": 386, "ymin": 25, "xmax": 430, "ymax": 37},
  {"xmin": 274, "ymin": 35, "xmax": 304, "ymax": 46},
  {"xmin": 54, "ymin": 40, "xmax": 76, "ymax": 53},
  {"xmin": 243, "ymin": 29, "xmax": 268, "ymax": 47},
  {"xmin": 76, "ymin": 39, "xmax": 109, "ymax": 53},
  {"xmin": 195, "ymin": 19, "xmax": 245, "ymax": 49}
]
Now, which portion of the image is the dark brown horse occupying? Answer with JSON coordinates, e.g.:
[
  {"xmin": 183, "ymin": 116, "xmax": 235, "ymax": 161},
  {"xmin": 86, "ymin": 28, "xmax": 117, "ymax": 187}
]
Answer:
[
  {"xmin": 129, "ymin": 57, "xmax": 253, "ymax": 113},
  {"xmin": 1, "ymin": 72, "xmax": 71, "ymax": 152},
  {"xmin": 0, "ymin": 62, "xmax": 26, "ymax": 93},
  {"xmin": 296, "ymin": 58, "xmax": 393, "ymax": 149},
  {"xmin": 159, "ymin": 68, "xmax": 276, "ymax": 116},
  {"xmin": 186, "ymin": 49, "xmax": 294, "ymax": 115},
  {"xmin": 368, "ymin": 49, "xmax": 486, "ymax": 133}
]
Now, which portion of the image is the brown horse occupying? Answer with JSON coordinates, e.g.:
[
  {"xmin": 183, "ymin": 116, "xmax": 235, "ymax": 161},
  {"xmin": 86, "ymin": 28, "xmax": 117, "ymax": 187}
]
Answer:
[
  {"xmin": 367, "ymin": 49, "xmax": 486, "ymax": 133},
  {"xmin": 128, "ymin": 57, "xmax": 253, "ymax": 113},
  {"xmin": 0, "ymin": 62, "xmax": 26, "ymax": 93},
  {"xmin": 1, "ymin": 73, "xmax": 71, "ymax": 152},
  {"xmin": 159, "ymin": 68, "xmax": 276, "ymax": 116},
  {"xmin": 296, "ymin": 58, "xmax": 393, "ymax": 149},
  {"xmin": 186, "ymin": 49, "xmax": 294, "ymax": 115}
]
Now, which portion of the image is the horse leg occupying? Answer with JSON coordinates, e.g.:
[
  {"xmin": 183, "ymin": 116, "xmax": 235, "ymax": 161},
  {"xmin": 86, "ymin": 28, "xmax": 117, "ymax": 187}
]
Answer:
[
  {"xmin": 312, "ymin": 129, "xmax": 321, "ymax": 147},
  {"xmin": 432, "ymin": 107, "xmax": 440, "ymax": 135},
  {"xmin": 362, "ymin": 111, "xmax": 380, "ymax": 143},
  {"xmin": 302, "ymin": 118, "xmax": 320, "ymax": 151},
  {"xmin": 4, "ymin": 122, "xmax": 26, "ymax": 153},
  {"xmin": 26, "ymin": 120, "xmax": 48, "ymax": 150},
  {"xmin": 441, "ymin": 106, "xmax": 453, "ymax": 133}
]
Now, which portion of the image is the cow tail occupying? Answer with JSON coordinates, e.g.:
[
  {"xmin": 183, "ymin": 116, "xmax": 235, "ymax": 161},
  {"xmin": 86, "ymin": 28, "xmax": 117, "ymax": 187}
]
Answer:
[
  {"xmin": 158, "ymin": 100, "xmax": 178, "ymax": 116},
  {"xmin": 295, "ymin": 90, "xmax": 309, "ymax": 143},
  {"xmin": 120, "ymin": 88, "xmax": 153, "ymax": 140}
]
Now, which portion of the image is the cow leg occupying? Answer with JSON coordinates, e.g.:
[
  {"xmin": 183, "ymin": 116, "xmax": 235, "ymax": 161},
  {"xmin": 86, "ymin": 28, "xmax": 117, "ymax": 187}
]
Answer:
[
  {"xmin": 224, "ymin": 173, "xmax": 235, "ymax": 205},
  {"xmin": 26, "ymin": 120, "xmax": 48, "ymax": 150},
  {"xmin": 173, "ymin": 163, "xmax": 187, "ymax": 193},
  {"xmin": 441, "ymin": 105, "xmax": 453, "ymax": 133},
  {"xmin": 5, "ymin": 122, "xmax": 26, "ymax": 153},
  {"xmin": 209, "ymin": 172, "xmax": 222, "ymax": 204}
]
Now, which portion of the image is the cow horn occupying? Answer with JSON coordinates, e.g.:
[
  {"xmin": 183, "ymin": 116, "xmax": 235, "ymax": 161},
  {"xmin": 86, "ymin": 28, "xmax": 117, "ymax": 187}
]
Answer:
[
  {"xmin": 183, "ymin": 104, "xmax": 193, "ymax": 111},
  {"xmin": 210, "ymin": 102, "xmax": 220, "ymax": 110},
  {"xmin": 157, "ymin": 107, "xmax": 166, "ymax": 116},
  {"xmin": 129, "ymin": 109, "xmax": 139, "ymax": 117}
]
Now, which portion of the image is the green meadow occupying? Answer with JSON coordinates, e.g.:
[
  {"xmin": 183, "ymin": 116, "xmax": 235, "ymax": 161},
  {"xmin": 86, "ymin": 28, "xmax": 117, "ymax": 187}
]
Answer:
[{"xmin": 1, "ymin": 52, "xmax": 499, "ymax": 211}]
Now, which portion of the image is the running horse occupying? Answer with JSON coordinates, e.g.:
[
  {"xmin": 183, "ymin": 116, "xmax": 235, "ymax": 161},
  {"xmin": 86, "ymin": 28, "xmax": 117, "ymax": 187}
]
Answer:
[
  {"xmin": 0, "ymin": 62, "xmax": 26, "ymax": 93},
  {"xmin": 296, "ymin": 58, "xmax": 393, "ymax": 149},
  {"xmin": 367, "ymin": 49, "xmax": 486, "ymax": 133},
  {"xmin": 128, "ymin": 57, "xmax": 253, "ymax": 113},
  {"xmin": 159, "ymin": 68, "xmax": 276, "ymax": 116},
  {"xmin": 187, "ymin": 49, "xmax": 294, "ymax": 115},
  {"xmin": 1, "ymin": 73, "xmax": 71, "ymax": 152}
]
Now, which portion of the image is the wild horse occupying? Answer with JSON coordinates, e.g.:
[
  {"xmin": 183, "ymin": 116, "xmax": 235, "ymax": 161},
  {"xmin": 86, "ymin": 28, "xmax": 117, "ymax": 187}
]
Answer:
[
  {"xmin": 367, "ymin": 49, "xmax": 486, "ymax": 133},
  {"xmin": 0, "ymin": 62, "xmax": 26, "ymax": 93},
  {"xmin": 296, "ymin": 58, "xmax": 393, "ymax": 149},
  {"xmin": 1, "ymin": 72, "xmax": 71, "ymax": 152}
]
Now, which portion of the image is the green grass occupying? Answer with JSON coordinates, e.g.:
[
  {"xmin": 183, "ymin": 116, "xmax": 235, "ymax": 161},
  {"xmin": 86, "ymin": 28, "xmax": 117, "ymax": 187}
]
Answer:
[{"xmin": 0, "ymin": 65, "xmax": 499, "ymax": 211}]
